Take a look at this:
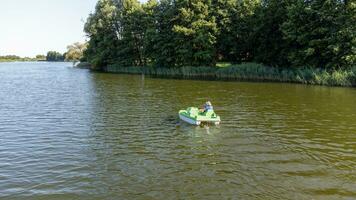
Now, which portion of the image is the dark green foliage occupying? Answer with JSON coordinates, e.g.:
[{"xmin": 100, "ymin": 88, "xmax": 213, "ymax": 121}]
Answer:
[
  {"xmin": 252, "ymin": 0, "xmax": 292, "ymax": 67},
  {"xmin": 172, "ymin": 0, "xmax": 217, "ymax": 66},
  {"xmin": 84, "ymin": 0, "xmax": 355, "ymax": 71},
  {"xmin": 115, "ymin": 0, "xmax": 146, "ymax": 66},
  {"xmin": 46, "ymin": 51, "xmax": 64, "ymax": 61},
  {"xmin": 140, "ymin": 0, "xmax": 158, "ymax": 66},
  {"xmin": 224, "ymin": 0, "xmax": 259, "ymax": 63},
  {"xmin": 211, "ymin": 0, "xmax": 234, "ymax": 62},
  {"xmin": 150, "ymin": 0, "xmax": 178, "ymax": 67},
  {"xmin": 282, "ymin": 0, "xmax": 355, "ymax": 68},
  {"xmin": 83, "ymin": 0, "xmax": 120, "ymax": 68}
]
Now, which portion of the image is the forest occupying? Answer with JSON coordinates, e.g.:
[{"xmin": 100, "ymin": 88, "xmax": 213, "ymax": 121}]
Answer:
[{"xmin": 83, "ymin": 0, "xmax": 355, "ymax": 70}]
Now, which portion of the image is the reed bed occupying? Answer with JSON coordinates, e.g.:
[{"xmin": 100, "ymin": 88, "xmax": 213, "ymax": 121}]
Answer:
[{"xmin": 105, "ymin": 63, "xmax": 356, "ymax": 87}]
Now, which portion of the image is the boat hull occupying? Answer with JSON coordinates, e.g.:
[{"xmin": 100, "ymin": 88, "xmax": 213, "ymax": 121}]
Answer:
[
  {"xmin": 179, "ymin": 107, "xmax": 221, "ymax": 125},
  {"xmin": 179, "ymin": 114, "xmax": 201, "ymax": 125}
]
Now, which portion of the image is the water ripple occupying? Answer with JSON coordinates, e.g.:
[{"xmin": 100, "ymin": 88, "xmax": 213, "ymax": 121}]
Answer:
[{"xmin": 0, "ymin": 62, "xmax": 355, "ymax": 199}]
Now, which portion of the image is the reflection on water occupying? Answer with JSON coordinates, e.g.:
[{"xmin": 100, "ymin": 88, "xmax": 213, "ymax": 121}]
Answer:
[{"xmin": 0, "ymin": 62, "xmax": 355, "ymax": 199}]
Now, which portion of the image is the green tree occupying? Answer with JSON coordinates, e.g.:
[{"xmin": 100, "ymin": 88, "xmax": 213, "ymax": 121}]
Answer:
[
  {"xmin": 142, "ymin": 0, "xmax": 158, "ymax": 66},
  {"xmin": 115, "ymin": 0, "xmax": 146, "ymax": 66},
  {"xmin": 282, "ymin": 0, "xmax": 355, "ymax": 68},
  {"xmin": 65, "ymin": 42, "xmax": 88, "ymax": 61},
  {"xmin": 83, "ymin": 0, "xmax": 355, "ymax": 70},
  {"xmin": 251, "ymin": 0, "xmax": 292, "ymax": 67},
  {"xmin": 46, "ymin": 51, "xmax": 64, "ymax": 61},
  {"xmin": 211, "ymin": 0, "xmax": 235, "ymax": 62},
  {"xmin": 173, "ymin": 0, "xmax": 217, "ymax": 66},
  {"xmin": 150, "ymin": 0, "xmax": 178, "ymax": 67},
  {"xmin": 228, "ymin": 0, "xmax": 260, "ymax": 63},
  {"xmin": 84, "ymin": 0, "xmax": 120, "ymax": 69}
]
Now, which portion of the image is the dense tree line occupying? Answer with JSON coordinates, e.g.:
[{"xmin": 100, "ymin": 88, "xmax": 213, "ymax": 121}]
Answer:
[
  {"xmin": 1, "ymin": 48, "xmax": 85, "ymax": 62},
  {"xmin": 0, "ymin": 55, "xmax": 36, "ymax": 62},
  {"xmin": 83, "ymin": 0, "xmax": 355, "ymax": 70},
  {"xmin": 0, "ymin": 55, "xmax": 21, "ymax": 60},
  {"xmin": 46, "ymin": 51, "xmax": 64, "ymax": 61}
]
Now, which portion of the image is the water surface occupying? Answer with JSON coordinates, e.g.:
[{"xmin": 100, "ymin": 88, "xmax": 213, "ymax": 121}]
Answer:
[{"xmin": 0, "ymin": 62, "xmax": 355, "ymax": 199}]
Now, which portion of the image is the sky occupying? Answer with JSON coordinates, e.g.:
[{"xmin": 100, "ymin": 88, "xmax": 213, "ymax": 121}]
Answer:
[{"xmin": 0, "ymin": 0, "xmax": 98, "ymax": 57}]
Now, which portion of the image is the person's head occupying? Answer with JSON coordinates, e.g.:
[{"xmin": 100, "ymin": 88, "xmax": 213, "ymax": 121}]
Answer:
[{"xmin": 206, "ymin": 101, "xmax": 212, "ymax": 106}]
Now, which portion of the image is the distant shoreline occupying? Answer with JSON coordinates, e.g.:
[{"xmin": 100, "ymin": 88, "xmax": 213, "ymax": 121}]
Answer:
[
  {"xmin": 0, "ymin": 60, "xmax": 41, "ymax": 63},
  {"xmin": 0, "ymin": 60, "xmax": 73, "ymax": 63}
]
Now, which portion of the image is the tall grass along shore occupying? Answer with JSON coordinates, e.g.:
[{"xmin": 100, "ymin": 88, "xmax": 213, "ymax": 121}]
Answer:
[{"xmin": 105, "ymin": 63, "xmax": 356, "ymax": 87}]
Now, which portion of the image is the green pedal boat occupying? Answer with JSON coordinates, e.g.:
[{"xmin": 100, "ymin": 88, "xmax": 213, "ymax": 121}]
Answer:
[{"xmin": 179, "ymin": 107, "xmax": 221, "ymax": 125}]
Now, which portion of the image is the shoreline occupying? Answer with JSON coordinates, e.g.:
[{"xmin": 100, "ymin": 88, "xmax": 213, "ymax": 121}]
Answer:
[
  {"xmin": 0, "ymin": 60, "xmax": 57, "ymax": 63},
  {"xmin": 75, "ymin": 61, "xmax": 91, "ymax": 69},
  {"xmin": 102, "ymin": 63, "xmax": 356, "ymax": 87}
]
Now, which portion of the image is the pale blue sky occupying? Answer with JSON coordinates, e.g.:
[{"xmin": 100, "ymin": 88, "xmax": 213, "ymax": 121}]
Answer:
[{"xmin": 0, "ymin": 0, "xmax": 98, "ymax": 57}]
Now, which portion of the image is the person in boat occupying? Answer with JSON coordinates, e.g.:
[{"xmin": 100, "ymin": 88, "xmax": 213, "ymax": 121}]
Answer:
[{"xmin": 200, "ymin": 101, "xmax": 213, "ymax": 113}]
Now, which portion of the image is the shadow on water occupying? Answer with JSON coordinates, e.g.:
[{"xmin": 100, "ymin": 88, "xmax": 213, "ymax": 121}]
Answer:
[
  {"xmin": 175, "ymin": 120, "xmax": 222, "ymax": 136},
  {"xmin": 162, "ymin": 113, "xmax": 221, "ymax": 136}
]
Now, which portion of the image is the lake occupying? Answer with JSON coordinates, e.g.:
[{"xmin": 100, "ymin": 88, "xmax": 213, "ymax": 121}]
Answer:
[{"xmin": 0, "ymin": 62, "xmax": 355, "ymax": 199}]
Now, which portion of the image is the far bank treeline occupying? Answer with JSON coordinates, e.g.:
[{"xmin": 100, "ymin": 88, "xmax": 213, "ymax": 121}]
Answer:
[
  {"xmin": 46, "ymin": 43, "xmax": 88, "ymax": 62},
  {"xmin": 83, "ymin": 0, "xmax": 355, "ymax": 70},
  {"xmin": 0, "ymin": 43, "xmax": 87, "ymax": 62}
]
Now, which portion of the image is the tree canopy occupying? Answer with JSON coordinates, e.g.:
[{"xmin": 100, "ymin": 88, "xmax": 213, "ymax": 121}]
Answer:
[
  {"xmin": 83, "ymin": 0, "xmax": 355, "ymax": 70},
  {"xmin": 65, "ymin": 42, "xmax": 88, "ymax": 61},
  {"xmin": 46, "ymin": 51, "xmax": 64, "ymax": 61}
]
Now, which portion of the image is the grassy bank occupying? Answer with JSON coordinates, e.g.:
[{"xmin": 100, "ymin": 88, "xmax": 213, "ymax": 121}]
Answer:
[{"xmin": 105, "ymin": 63, "xmax": 356, "ymax": 87}]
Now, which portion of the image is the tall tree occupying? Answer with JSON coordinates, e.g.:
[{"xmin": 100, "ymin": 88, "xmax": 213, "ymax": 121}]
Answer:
[
  {"xmin": 84, "ymin": 0, "xmax": 119, "ymax": 69},
  {"xmin": 65, "ymin": 42, "xmax": 88, "ymax": 61},
  {"xmin": 211, "ymin": 0, "xmax": 235, "ymax": 62},
  {"xmin": 142, "ymin": 0, "xmax": 159, "ymax": 66},
  {"xmin": 114, "ymin": 0, "xmax": 146, "ymax": 66},
  {"xmin": 228, "ymin": 0, "xmax": 260, "ymax": 63},
  {"xmin": 173, "ymin": 0, "xmax": 217, "ymax": 66},
  {"xmin": 282, "ymin": 0, "xmax": 356, "ymax": 68},
  {"xmin": 251, "ymin": 0, "xmax": 292, "ymax": 67},
  {"xmin": 150, "ymin": 0, "xmax": 178, "ymax": 67}
]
